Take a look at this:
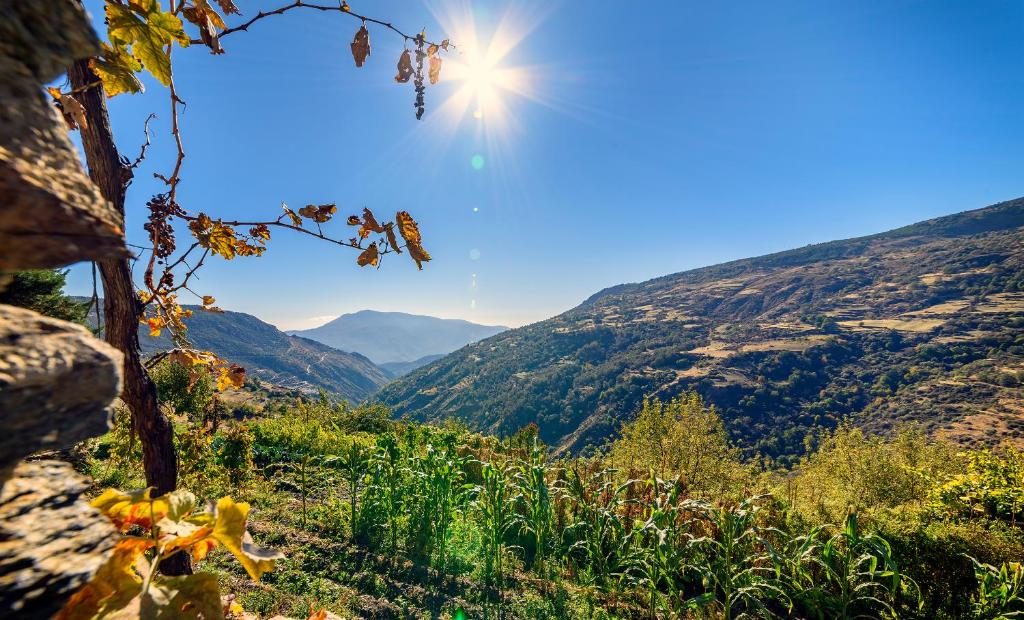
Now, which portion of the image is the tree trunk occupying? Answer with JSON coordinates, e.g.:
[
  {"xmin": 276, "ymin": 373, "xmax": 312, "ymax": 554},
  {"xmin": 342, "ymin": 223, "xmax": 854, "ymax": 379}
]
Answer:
[{"xmin": 68, "ymin": 57, "xmax": 190, "ymax": 575}]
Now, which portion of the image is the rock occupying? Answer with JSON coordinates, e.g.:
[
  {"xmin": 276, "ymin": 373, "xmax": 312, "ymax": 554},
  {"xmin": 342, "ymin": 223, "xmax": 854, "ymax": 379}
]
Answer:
[
  {"xmin": 0, "ymin": 1, "xmax": 128, "ymax": 270},
  {"xmin": 0, "ymin": 459, "xmax": 117, "ymax": 618},
  {"xmin": 0, "ymin": 304, "xmax": 122, "ymax": 479}
]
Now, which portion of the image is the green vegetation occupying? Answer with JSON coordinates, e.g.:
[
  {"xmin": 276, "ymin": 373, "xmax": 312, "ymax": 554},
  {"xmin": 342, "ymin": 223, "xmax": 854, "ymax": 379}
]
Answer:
[
  {"xmin": 0, "ymin": 268, "xmax": 90, "ymax": 322},
  {"xmin": 81, "ymin": 391, "xmax": 1024, "ymax": 618}
]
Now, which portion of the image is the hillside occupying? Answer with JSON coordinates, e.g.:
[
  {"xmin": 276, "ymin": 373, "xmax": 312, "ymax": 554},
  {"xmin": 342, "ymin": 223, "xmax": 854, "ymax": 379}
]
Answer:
[
  {"xmin": 290, "ymin": 310, "xmax": 507, "ymax": 365},
  {"xmin": 377, "ymin": 198, "xmax": 1024, "ymax": 462},
  {"xmin": 135, "ymin": 307, "xmax": 390, "ymax": 402}
]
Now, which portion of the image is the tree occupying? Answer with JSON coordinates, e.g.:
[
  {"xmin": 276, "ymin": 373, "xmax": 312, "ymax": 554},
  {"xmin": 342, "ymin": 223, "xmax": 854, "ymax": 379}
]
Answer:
[
  {"xmin": 0, "ymin": 269, "xmax": 90, "ymax": 323},
  {"xmin": 55, "ymin": 0, "xmax": 450, "ymax": 573},
  {"xmin": 608, "ymin": 393, "xmax": 745, "ymax": 497}
]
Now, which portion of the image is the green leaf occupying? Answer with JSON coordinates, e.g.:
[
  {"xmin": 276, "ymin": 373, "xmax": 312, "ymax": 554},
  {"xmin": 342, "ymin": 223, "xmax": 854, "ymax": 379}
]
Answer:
[
  {"xmin": 106, "ymin": 0, "xmax": 190, "ymax": 87},
  {"xmin": 91, "ymin": 43, "xmax": 145, "ymax": 97}
]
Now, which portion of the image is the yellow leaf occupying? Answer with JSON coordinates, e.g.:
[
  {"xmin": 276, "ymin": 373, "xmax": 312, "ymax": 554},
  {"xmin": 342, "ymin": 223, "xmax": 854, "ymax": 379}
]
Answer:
[
  {"xmin": 384, "ymin": 223, "xmax": 402, "ymax": 254},
  {"xmin": 202, "ymin": 295, "xmax": 216, "ymax": 306},
  {"xmin": 92, "ymin": 488, "xmax": 171, "ymax": 531},
  {"xmin": 91, "ymin": 42, "xmax": 145, "ymax": 97},
  {"xmin": 54, "ymin": 538, "xmax": 150, "ymax": 620},
  {"xmin": 357, "ymin": 242, "xmax": 379, "ymax": 267},
  {"xmin": 282, "ymin": 203, "xmax": 303, "ymax": 227},
  {"xmin": 206, "ymin": 223, "xmax": 237, "ymax": 259},
  {"xmin": 106, "ymin": 1, "xmax": 190, "ymax": 87},
  {"xmin": 144, "ymin": 573, "xmax": 223, "ymax": 619},
  {"xmin": 216, "ymin": 364, "xmax": 245, "ymax": 391},
  {"xmin": 211, "ymin": 498, "xmax": 284, "ymax": 580},
  {"xmin": 428, "ymin": 56, "xmax": 442, "ymax": 85},
  {"xmin": 396, "ymin": 211, "xmax": 431, "ymax": 269}
]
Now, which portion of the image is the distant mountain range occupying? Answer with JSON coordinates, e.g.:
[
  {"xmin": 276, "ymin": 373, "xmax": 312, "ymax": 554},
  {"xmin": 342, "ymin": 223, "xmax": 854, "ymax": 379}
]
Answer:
[
  {"xmin": 289, "ymin": 310, "xmax": 508, "ymax": 365},
  {"xmin": 81, "ymin": 305, "xmax": 391, "ymax": 402},
  {"xmin": 377, "ymin": 198, "xmax": 1024, "ymax": 463}
]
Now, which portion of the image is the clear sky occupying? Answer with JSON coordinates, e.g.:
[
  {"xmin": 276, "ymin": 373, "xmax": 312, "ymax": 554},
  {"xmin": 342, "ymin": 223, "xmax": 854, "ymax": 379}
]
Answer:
[{"xmin": 68, "ymin": 0, "xmax": 1023, "ymax": 330}]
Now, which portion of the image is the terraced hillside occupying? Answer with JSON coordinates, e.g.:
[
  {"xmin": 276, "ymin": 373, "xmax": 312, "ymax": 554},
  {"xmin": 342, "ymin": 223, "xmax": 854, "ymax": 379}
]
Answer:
[{"xmin": 377, "ymin": 198, "xmax": 1024, "ymax": 463}]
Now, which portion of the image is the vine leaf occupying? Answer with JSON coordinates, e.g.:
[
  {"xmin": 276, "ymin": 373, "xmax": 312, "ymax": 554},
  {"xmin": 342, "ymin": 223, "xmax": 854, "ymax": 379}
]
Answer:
[
  {"xmin": 91, "ymin": 42, "xmax": 145, "ymax": 97},
  {"xmin": 106, "ymin": 0, "xmax": 190, "ymax": 87},
  {"xmin": 298, "ymin": 203, "xmax": 337, "ymax": 223},
  {"xmin": 384, "ymin": 223, "xmax": 402, "ymax": 254},
  {"xmin": 395, "ymin": 49, "xmax": 414, "ymax": 83},
  {"xmin": 211, "ymin": 497, "xmax": 284, "ymax": 580},
  {"xmin": 351, "ymin": 25, "xmax": 370, "ymax": 67},
  {"xmin": 182, "ymin": 0, "xmax": 226, "ymax": 54},
  {"xmin": 282, "ymin": 203, "xmax": 303, "ymax": 226},
  {"xmin": 357, "ymin": 242, "xmax": 379, "ymax": 267},
  {"xmin": 213, "ymin": 0, "xmax": 241, "ymax": 15},
  {"xmin": 429, "ymin": 55, "xmax": 442, "ymax": 85},
  {"xmin": 396, "ymin": 211, "xmax": 431, "ymax": 269}
]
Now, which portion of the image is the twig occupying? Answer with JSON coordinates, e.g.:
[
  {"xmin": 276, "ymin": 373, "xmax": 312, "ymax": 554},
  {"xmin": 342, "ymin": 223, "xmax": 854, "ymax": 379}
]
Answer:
[
  {"xmin": 129, "ymin": 113, "xmax": 157, "ymax": 169},
  {"xmin": 209, "ymin": 1, "xmax": 455, "ymax": 52}
]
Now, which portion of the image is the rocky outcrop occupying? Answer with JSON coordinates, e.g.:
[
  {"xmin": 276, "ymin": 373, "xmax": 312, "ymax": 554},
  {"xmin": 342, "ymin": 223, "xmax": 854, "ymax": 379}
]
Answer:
[
  {"xmin": 0, "ymin": 304, "xmax": 122, "ymax": 480},
  {"xmin": 0, "ymin": 1, "xmax": 127, "ymax": 616},
  {"xmin": 0, "ymin": 460, "xmax": 117, "ymax": 618},
  {"xmin": 0, "ymin": 1, "xmax": 127, "ymax": 271}
]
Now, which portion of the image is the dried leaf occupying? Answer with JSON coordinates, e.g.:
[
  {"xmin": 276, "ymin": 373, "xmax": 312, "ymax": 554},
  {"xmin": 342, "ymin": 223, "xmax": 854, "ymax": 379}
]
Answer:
[
  {"xmin": 216, "ymin": 364, "xmax": 245, "ymax": 391},
  {"xmin": 395, "ymin": 49, "xmax": 414, "ymax": 83},
  {"xmin": 359, "ymin": 207, "xmax": 385, "ymax": 238},
  {"xmin": 357, "ymin": 242, "xmax": 379, "ymax": 267},
  {"xmin": 214, "ymin": 0, "xmax": 241, "ymax": 15},
  {"xmin": 428, "ymin": 56, "xmax": 442, "ymax": 84},
  {"xmin": 384, "ymin": 223, "xmax": 402, "ymax": 254},
  {"xmin": 59, "ymin": 94, "xmax": 89, "ymax": 130},
  {"xmin": 298, "ymin": 203, "xmax": 337, "ymax": 223},
  {"xmin": 282, "ymin": 203, "xmax": 303, "ymax": 227},
  {"xmin": 350, "ymin": 25, "xmax": 370, "ymax": 67},
  {"xmin": 347, "ymin": 215, "xmax": 361, "ymax": 226},
  {"xmin": 201, "ymin": 295, "xmax": 216, "ymax": 306},
  {"xmin": 440, "ymin": 39, "xmax": 450, "ymax": 51},
  {"xmin": 249, "ymin": 223, "xmax": 271, "ymax": 241},
  {"xmin": 396, "ymin": 211, "xmax": 431, "ymax": 269}
]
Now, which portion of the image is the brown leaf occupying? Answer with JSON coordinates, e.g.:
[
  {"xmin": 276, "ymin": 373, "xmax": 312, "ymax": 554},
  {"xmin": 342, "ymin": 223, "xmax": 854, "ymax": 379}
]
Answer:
[
  {"xmin": 282, "ymin": 204, "xmax": 303, "ymax": 227},
  {"xmin": 384, "ymin": 223, "xmax": 402, "ymax": 254},
  {"xmin": 396, "ymin": 211, "xmax": 431, "ymax": 269},
  {"xmin": 395, "ymin": 49, "xmax": 414, "ymax": 83},
  {"xmin": 357, "ymin": 242, "xmax": 379, "ymax": 267},
  {"xmin": 298, "ymin": 203, "xmax": 337, "ymax": 223},
  {"xmin": 440, "ymin": 39, "xmax": 450, "ymax": 51},
  {"xmin": 59, "ymin": 94, "xmax": 88, "ymax": 130},
  {"xmin": 428, "ymin": 56, "xmax": 442, "ymax": 84},
  {"xmin": 213, "ymin": 0, "xmax": 240, "ymax": 15},
  {"xmin": 360, "ymin": 207, "xmax": 385, "ymax": 235},
  {"xmin": 350, "ymin": 25, "xmax": 370, "ymax": 67},
  {"xmin": 347, "ymin": 215, "xmax": 361, "ymax": 226}
]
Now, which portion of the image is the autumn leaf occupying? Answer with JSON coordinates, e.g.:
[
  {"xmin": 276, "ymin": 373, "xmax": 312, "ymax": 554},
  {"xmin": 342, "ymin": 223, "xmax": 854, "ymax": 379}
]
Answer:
[
  {"xmin": 298, "ymin": 203, "xmax": 337, "ymax": 223},
  {"xmin": 211, "ymin": 497, "xmax": 284, "ymax": 580},
  {"xmin": 347, "ymin": 215, "xmax": 361, "ymax": 226},
  {"xmin": 429, "ymin": 56, "xmax": 442, "ymax": 84},
  {"xmin": 250, "ymin": 224, "xmax": 271, "ymax": 241},
  {"xmin": 144, "ymin": 316, "xmax": 165, "ymax": 337},
  {"xmin": 144, "ymin": 573, "xmax": 223, "ymax": 619},
  {"xmin": 59, "ymin": 94, "xmax": 89, "ymax": 130},
  {"xmin": 206, "ymin": 222, "xmax": 237, "ymax": 259},
  {"xmin": 201, "ymin": 295, "xmax": 216, "ymax": 306},
  {"xmin": 106, "ymin": 0, "xmax": 191, "ymax": 87},
  {"xmin": 182, "ymin": 0, "xmax": 225, "ymax": 54},
  {"xmin": 91, "ymin": 42, "xmax": 145, "ymax": 97},
  {"xmin": 351, "ymin": 25, "xmax": 370, "ymax": 67},
  {"xmin": 282, "ymin": 203, "xmax": 303, "ymax": 227},
  {"xmin": 395, "ymin": 49, "xmax": 414, "ymax": 83},
  {"xmin": 93, "ymin": 488, "xmax": 171, "ymax": 531},
  {"xmin": 54, "ymin": 538, "xmax": 150, "ymax": 620},
  {"xmin": 216, "ymin": 364, "xmax": 246, "ymax": 391},
  {"xmin": 396, "ymin": 211, "xmax": 431, "ymax": 269},
  {"xmin": 213, "ymin": 0, "xmax": 241, "ymax": 15},
  {"xmin": 357, "ymin": 242, "xmax": 379, "ymax": 267},
  {"xmin": 384, "ymin": 223, "xmax": 402, "ymax": 254}
]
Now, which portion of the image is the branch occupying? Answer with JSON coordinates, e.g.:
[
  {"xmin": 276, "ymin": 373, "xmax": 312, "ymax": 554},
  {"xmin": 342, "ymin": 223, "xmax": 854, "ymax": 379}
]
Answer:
[
  {"xmin": 209, "ymin": 1, "xmax": 454, "ymax": 51},
  {"xmin": 128, "ymin": 113, "xmax": 157, "ymax": 170}
]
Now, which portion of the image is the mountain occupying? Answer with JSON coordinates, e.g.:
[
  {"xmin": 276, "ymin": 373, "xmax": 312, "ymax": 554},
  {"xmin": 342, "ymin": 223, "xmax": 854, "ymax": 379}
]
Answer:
[
  {"xmin": 289, "ymin": 310, "xmax": 508, "ymax": 365},
  {"xmin": 377, "ymin": 198, "xmax": 1024, "ymax": 463},
  {"xmin": 130, "ymin": 307, "xmax": 390, "ymax": 402},
  {"xmin": 379, "ymin": 354, "xmax": 446, "ymax": 378}
]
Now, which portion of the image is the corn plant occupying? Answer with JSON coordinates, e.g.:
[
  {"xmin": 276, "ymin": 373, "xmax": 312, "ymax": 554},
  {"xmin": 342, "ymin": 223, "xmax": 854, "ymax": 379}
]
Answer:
[
  {"xmin": 967, "ymin": 556, "xmax": 1023, "ymax": 619},
  {"xmin": 784, "ymin": 510, "xmax": 915, "ymax": 619},
  {"xmin": 634, "ymin": 473, "xmax": 711, "ymax": 618},
  {"xmin": 560, "ymin": 464, "xmax": 638, "ymax": 593},
  {"xmin": 361, "ymin": 432, "xmax": 408, "ymax": 554},
  {"xmin": 683, "ymin": 495, "xmax": 790, "ymax": 620},
  {"xmin": 406, "ymin": 437, "xmax": 471, "ymax": 572},
  {"xmin": 326, "ymin": 438, "xmax": 370, "ymax": 540},
  {"xmin": 513, "ymin": 436, "xmax": 555, "ymax": 585},
  {"xmin": 475, "ymin": 459, "xmax": 519, "ymax": 612}
]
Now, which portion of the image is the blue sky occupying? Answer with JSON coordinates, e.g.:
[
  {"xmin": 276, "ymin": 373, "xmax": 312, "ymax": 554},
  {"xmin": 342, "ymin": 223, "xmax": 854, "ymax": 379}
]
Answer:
[{"xmin": 68, "ymin": 0, "xmax": 1023, "ymax": 329}]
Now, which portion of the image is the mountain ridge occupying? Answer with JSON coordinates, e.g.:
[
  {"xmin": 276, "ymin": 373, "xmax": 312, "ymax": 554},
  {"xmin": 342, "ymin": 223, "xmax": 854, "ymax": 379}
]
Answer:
[
  {"xmin": 290, "ymin": 309, "xmax": 508, "ymax": 365},
  {"xmin": 378, "ymin": 197, "xmax": 1024, "ymax": 462}
]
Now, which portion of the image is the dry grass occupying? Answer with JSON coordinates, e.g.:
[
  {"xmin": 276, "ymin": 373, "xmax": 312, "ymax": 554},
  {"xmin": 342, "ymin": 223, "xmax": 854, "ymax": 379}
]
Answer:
[{"xmin": 837, "ymin": 318, "xmax": 945, "ymax": 333}]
